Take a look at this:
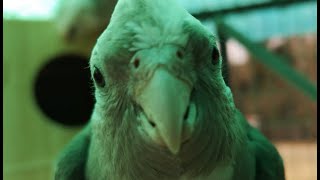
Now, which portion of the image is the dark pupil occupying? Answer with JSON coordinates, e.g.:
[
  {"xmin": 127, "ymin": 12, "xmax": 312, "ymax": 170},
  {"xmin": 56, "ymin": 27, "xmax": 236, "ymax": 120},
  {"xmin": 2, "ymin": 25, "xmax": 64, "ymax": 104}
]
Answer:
[
  {"xmin": 212, "ymin": 46, "xmax": 220, "ymax": 65},
  {"xmin": 93, "ymin": 66, "xmax": 105, "ymax": 88}
]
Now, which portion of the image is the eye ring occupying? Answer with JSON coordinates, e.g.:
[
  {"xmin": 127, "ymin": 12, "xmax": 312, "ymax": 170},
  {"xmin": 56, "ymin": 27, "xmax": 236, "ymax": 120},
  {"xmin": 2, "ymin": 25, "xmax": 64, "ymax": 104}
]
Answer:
[{"xmin": 93, "ymin": 66, "xmax": 105, "ymax": 88}]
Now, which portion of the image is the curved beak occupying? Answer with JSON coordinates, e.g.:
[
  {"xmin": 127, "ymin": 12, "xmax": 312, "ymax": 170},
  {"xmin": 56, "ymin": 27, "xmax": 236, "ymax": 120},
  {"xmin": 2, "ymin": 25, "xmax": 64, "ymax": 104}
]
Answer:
[{"xmin": 136, "ymin": 68, "xmax": 192, "ymax": 154}]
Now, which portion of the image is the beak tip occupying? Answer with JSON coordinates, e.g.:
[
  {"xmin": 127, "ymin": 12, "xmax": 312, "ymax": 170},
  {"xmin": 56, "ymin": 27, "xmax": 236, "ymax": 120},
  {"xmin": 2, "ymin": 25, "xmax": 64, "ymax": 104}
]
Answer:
[
  {"xmin": 169, "ymin": 147, "xmax": 180, "ymax": 155},
  {"xmin": 167, "ymin": 141, "xmax": 181, "ymax": 155}
]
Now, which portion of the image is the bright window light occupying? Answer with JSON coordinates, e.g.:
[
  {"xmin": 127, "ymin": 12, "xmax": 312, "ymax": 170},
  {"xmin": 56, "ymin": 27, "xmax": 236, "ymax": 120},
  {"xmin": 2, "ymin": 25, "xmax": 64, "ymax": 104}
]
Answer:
[
  {"xmin": 227, "ymin": 39, "xmax": 250, "ymax": 66},
  {"xmin": 3, "ymin": 0, "xmax": 58, "ymax": 20}
]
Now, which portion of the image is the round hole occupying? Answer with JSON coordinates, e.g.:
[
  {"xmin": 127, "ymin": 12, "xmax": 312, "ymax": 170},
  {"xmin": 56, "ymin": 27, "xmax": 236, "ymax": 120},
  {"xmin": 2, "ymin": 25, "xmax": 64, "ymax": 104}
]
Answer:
[{"xmin": 34, "ymin": 54, "xmax": 94, "ymax": 126}]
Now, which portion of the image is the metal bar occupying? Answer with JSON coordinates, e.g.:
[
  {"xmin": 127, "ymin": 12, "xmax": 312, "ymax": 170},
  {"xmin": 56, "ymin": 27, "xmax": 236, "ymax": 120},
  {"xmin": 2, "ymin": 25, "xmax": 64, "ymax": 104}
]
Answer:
[
  {"xmin": 217, "ymin": 21, "xmax": 317, "ymax": 101},
  {"xmin": 192, "ymin": 0, "xmax": 316, "ymax": 20}
]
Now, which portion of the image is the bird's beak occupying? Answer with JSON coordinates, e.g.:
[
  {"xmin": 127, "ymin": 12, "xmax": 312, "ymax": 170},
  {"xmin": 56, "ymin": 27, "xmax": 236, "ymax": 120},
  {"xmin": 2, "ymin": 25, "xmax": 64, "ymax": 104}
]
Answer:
[{"xmin": 136, "ymin": 67, "xmax": 192, "ymax": 154}]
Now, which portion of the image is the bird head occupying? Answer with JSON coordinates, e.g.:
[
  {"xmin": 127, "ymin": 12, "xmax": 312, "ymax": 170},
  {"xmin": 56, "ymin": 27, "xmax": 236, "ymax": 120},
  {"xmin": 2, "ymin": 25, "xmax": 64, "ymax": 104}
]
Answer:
[{"xmin": 89, "ymin": 0, "xmax": 244, "ymax": 178}]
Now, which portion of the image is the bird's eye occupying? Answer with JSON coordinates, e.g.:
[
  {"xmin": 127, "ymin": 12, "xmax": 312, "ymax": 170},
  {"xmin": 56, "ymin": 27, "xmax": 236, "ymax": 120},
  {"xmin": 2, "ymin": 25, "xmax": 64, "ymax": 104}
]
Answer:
[
  {"xmin": 93, "ymin": 66, "xmax": 105, "ymax": 88},
  {"xmin": 211, "ymin": 46, "xmax": 220, "ymax": 65}
]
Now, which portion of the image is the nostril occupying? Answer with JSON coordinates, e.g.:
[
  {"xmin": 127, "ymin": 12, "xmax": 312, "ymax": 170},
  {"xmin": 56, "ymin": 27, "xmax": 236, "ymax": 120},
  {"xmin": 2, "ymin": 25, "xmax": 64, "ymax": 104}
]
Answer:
[
  {"xmin": 148, "ymin": 120, "xmax": 156, "ymax": 127},
  {"xmin": 183, "ymin": 105, "xmax": 190, "ymax": 121},
  {"xmin": 133, "ymin": 58, "xmax": 140, "ymax": 68},
  {"xmin": 176, "ymin": 50, "xmax": 183, "ymax": 59}
]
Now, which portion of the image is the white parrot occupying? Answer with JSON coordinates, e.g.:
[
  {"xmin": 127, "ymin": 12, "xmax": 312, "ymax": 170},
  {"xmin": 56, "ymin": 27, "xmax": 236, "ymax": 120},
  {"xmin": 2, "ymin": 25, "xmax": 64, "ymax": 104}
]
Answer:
[{"xmin": 55, "ymin": 0, "xmax": 285, "ymax": 179}]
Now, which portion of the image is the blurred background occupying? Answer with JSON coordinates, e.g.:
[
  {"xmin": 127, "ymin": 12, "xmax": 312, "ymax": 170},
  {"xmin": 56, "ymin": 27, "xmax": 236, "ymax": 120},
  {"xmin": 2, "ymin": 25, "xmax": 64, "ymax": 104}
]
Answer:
[{"xmin": 3, "ymin": 0, "xmax": 317, "ymax": 180}]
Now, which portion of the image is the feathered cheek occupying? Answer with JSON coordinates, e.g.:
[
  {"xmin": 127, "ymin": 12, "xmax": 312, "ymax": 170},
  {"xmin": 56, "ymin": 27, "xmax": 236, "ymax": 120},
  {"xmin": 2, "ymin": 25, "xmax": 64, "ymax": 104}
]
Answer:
[
  {"xmin": 105, "ymin": 59, "xmax": 130, "ymax": 84},
  {"xmin": 223, "ymin": 86, "xmax": 235, "ymax": 105}
]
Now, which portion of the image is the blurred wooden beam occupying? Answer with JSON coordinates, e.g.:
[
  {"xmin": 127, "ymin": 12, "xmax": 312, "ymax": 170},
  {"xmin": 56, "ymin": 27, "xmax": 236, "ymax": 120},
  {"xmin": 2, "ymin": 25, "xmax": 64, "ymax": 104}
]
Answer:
[
  {"xmin": 216, "ymin": 21, "xmax": 317, "ymax": 101},
  {"xmin": 192, "ymin": 0, "xmax": 316, "ymax": 20}
]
